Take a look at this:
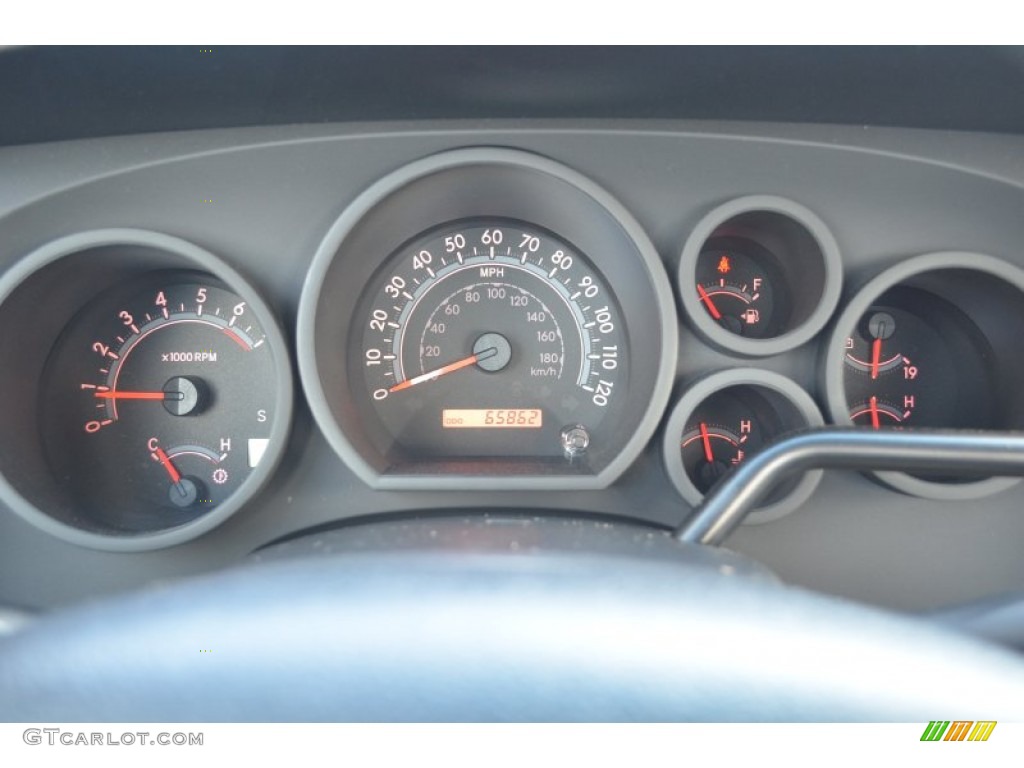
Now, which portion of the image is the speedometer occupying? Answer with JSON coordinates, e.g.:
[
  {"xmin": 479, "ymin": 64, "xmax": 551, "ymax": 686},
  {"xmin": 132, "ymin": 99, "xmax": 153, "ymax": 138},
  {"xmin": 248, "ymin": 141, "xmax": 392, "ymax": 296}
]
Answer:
[
  {"xmin": 359, "ymin": 220, "xmax": 624, "ymax": 461},
  {"xmin": 299, "ymin": 148, "xmax": 677, "ymax": 489}
]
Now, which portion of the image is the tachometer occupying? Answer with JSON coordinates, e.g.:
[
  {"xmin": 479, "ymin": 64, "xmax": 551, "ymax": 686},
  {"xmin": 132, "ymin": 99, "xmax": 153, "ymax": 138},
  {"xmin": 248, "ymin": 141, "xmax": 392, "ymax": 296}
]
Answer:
[
  {"xmin": 360, "ymin": 220, "xmax": 623, "ymax": 461},
  {"xmin": 0, "ymin": 229, "xmax": 293, "ymax": 550},
  {"xmin": 41, "ymin": 274, "xmax": 278, "ymax": 531},
  {"xmin": 299, "ymin": 148, "xmax": 677, "ymax": 489}
]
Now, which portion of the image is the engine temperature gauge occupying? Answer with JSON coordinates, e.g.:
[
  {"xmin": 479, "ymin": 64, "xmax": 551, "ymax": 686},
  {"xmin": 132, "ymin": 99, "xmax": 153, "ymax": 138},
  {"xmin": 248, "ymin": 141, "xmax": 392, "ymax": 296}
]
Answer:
[
  {"xmin": 681, "ymin": 411, "xmax": 763, "ymax": 494},
  {"xmin": 664, "ymin": 370, "xmax": 824, "ymax": 524}
]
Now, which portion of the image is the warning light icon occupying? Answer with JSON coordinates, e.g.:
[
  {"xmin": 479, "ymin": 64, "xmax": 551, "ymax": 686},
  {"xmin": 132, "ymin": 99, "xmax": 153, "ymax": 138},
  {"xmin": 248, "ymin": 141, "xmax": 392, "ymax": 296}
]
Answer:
[{"xmin": 717, "ymin": 256, "xmax": 731, "ymax": 274}]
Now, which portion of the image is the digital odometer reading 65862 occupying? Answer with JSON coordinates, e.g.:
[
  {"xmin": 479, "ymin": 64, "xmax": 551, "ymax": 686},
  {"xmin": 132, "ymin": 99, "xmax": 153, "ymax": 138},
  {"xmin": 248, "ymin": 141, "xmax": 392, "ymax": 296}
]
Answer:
[
  {"xmin": 357, "ymin": 219, "xmax": 625, "ymax": 463},
  {"xmin": 442, "ymin": 409, "xmax": 543, "ymax": 429}
]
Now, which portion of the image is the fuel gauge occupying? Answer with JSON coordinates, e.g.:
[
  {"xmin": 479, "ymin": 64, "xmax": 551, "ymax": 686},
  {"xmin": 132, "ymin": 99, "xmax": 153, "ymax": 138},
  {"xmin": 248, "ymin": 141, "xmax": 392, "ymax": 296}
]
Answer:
[
  {"xmin": 678, "ymin": 195, "xmax": 843, "ymax": 357},
  {"xmin": 695, "ymin": 238, "xmax": 784, "ymax": 339},
  {"xmin": 664, "ymin": 370, "xmax": 824, "ymax": 524}
]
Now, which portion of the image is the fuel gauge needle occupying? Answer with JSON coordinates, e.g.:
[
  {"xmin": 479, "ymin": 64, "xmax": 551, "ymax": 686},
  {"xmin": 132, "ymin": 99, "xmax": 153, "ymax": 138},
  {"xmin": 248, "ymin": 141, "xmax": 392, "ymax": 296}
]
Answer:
[
  {"xmin": 389, "ymin": 347, "xmax": 497, "ymax": 393},
  {"xmin": 696, "ymin": 284, "xmax": 723, "ymax": 320}
]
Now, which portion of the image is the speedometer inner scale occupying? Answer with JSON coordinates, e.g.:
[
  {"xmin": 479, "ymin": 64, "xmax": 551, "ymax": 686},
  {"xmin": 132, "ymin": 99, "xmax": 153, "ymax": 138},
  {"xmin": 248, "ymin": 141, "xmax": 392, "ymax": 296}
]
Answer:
[{"xmin": 358, "ymin": 220, "xmax": 625, "ymax": 466}]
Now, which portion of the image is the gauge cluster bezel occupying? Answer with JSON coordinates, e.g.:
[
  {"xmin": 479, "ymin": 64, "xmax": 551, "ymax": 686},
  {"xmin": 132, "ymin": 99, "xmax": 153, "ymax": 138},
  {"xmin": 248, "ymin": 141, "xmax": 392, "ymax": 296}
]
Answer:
[
  {"xmin": 297, "ymin": 148, "xmax": 679, "ymax": 490},
  {"xmin": 823, "ymin": 251, "xmax": 1024, "ymax": 500},
  {"xmin": 0, "ymin": 229, "xmax": 294, "ymax": 551}
]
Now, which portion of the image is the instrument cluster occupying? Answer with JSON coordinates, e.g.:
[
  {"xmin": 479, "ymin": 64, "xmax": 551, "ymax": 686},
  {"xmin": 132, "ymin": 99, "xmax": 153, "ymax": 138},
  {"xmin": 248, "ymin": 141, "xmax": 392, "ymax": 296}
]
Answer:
[{"xmin": 1, "ymin": 145, "xmax": 1023, "ymax": 551}]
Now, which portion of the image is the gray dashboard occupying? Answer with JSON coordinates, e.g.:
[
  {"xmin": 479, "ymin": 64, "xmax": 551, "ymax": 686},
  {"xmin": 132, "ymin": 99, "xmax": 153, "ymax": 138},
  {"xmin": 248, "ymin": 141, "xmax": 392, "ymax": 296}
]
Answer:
[{"xmin": 2, "ymin": 121, "xmax": 1024, "ymax": 613}]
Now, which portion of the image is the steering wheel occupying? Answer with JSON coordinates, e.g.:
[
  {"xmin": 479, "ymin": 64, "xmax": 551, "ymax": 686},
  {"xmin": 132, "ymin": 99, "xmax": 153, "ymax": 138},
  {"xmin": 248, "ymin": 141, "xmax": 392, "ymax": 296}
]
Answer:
[
  {"xmin": 4, "ymin": 429, "xmax": 1024, "ymax": 721},
  {"xmin": 3, "ymin": 513, "xmax": 1024, "ymax": 721}
]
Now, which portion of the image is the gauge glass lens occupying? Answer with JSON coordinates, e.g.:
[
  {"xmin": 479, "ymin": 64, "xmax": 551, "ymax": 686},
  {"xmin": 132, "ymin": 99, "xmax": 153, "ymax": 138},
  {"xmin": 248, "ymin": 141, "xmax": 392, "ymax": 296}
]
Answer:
[
  {"xmin": 355, "ymin": 219, "xmax": 626, "ymax": 468},
  {"xmin": 40, "ymin": 272, "xmax": 279, "ymax": 532}
]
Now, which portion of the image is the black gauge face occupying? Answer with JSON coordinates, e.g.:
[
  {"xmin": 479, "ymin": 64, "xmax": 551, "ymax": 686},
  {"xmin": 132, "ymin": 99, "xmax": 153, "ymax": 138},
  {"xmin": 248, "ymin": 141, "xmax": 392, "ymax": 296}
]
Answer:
[
  {"xmin": 40, "ymin": 273, "xmax": 280, "ymax": 532},
  {"xmin": 842, "ymin": 287, "xmax": 996, "ymax": 431},
  {"xmin": 694, "ymin": 237, "xmax": 787, "ymax": 338},
  {"xmin": 679, "ymin": 386, "xmax": 791, "ymax": 497},
  {"xmin": 355, "ymin": 219, "xmax": 626, "ymax": 467}
]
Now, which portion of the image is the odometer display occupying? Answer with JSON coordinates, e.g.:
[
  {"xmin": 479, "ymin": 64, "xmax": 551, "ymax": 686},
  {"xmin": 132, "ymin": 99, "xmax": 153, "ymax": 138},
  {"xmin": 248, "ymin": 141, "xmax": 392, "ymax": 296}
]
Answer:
[
  {"xmin": 356, "ymin": 219, "xmax": 625, "ymax": 465},
  {"xmin": 442, "ymin": 409, "xmax": 543, "ymax": 429}
]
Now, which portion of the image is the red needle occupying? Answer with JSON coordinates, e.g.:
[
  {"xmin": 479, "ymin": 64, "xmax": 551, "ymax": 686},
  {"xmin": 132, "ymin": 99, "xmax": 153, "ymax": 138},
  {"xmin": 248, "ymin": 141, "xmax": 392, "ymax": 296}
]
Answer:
[
  {"xmin": 870, "ymin": 337, "xmax": 882, "ymax": 380},
  {"xmin": 95, "ymin": 390, "xmax": 167, "ymax": 400},
  {"xmin": 699, "ymin": 422, "xmax": 715, "ymax": 463},
  {"xmin": 152, "ymin": 447, "xmax": 182, "ymax": 484},
  {"xmin": 869, "ymin": 396, "xmax": 880, "ymax": 430},
  {"xmin": 389, "ymin": 348, "xmax": 495, "ymax": 393},
  {"xmin": 696, "ymin": 284, "xmax": 722, "ymax": 320}
]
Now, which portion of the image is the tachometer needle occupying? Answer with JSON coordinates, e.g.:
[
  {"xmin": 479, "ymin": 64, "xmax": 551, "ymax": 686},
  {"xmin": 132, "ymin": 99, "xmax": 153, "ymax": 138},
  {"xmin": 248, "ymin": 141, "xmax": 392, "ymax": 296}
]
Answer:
[
  {"xmin": 870, "ymin": 337, "xmax": 882, "ymax": 380},
  {"xmin": 869, "ymin": 395, "xmax": 880, "ymax": 430},
  {"xmin": 389, "ymin": 347, "xmax": 498, "ymax": 393},
  {"xmin": 699, "ymin": 421, "xmax": 715, "ymax": 463},
  {"xmin": 152, "ymin": 447, "xmax": 182, "ymax": 484},
  {"xmin": 95, "ymin": 390, "xmax": 179, "ymax": 401},
  {"xmin": 696, "ymin": 284, "xmax": 722, "ymax": 320}
]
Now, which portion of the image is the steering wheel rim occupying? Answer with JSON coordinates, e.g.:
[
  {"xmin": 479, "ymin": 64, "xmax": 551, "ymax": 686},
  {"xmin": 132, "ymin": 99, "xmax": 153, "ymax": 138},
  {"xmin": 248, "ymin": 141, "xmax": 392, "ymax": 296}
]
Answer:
[{"xmin": 3, "ymin": 517, "xmax": 1024, "ymax": 722}]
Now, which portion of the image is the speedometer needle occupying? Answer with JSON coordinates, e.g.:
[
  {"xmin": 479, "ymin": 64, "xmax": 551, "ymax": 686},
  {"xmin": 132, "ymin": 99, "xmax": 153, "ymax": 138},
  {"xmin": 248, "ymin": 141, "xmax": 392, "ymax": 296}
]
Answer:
[{"xmin": 389, "ymin": 347, "xmax": 498, "ymax": 393}]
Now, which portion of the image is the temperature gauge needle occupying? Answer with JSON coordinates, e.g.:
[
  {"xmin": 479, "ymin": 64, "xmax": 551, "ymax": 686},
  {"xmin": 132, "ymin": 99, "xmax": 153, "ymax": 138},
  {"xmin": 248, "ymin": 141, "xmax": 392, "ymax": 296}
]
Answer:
[
  {"xmin": 696, "ymin": 284, "xmax": 723, "ymax": 320},
  {"xmin": 151, "ymin": 446, "xmax": 182, "ymax": 484},
  {"xmin": 389, "ymin": 347, "xmax": 497, "ymax": 393},
  {"xmin": 699, "ymin": 422, "xmax": 715, "ymax": 463}
]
